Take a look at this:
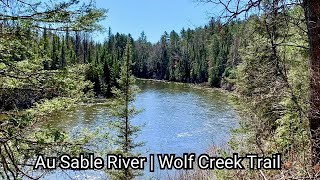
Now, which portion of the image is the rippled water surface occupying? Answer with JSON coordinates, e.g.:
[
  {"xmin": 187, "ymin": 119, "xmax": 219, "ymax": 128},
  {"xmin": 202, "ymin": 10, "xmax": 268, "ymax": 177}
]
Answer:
[{"xmin": 42, "ymin": 80, "xmax": 238, "ymax": 179}]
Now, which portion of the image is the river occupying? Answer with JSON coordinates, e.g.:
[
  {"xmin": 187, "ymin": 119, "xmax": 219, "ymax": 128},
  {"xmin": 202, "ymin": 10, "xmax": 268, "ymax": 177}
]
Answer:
[{"xmin": 41, "ymin": 80, "xmax": 238, "ymax": 179}]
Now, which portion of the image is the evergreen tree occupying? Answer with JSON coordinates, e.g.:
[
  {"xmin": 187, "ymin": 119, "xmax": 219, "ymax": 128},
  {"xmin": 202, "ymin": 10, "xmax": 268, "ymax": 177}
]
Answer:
[
  {"xmin": 134, "ymin": 31, "xmax": 150, "ymax": 78},
  {"xmin": 160, "ymin": 32, "xmax": 170, "ymax": 79},
  {"xmin": 41, "ymin": 27, "xmax": 50, "ymax": 70},
  {"xmin": 60, "ymin": 37, "xmax": 66, "ymax": 68},
  {"xmin": 108, "ymin": 38, "xmax": 142, "ymax": 179},
  {"xmin": 51, "ymin": 35, "xmax": 58, "ymax": 69},
  {"xmin": 103, "ymin": 60, "xmax": 112, "ymax": 97}
]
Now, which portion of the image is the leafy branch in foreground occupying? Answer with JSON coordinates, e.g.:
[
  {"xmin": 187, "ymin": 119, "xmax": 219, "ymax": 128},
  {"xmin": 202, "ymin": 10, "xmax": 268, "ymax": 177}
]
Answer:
[
  {"xmin": 0, "ymin": 0, "xmax": 107, "ymax": 32},
  {"xmin": 0, "ymin": 0, "xmax": 106, "ymax": 179}
]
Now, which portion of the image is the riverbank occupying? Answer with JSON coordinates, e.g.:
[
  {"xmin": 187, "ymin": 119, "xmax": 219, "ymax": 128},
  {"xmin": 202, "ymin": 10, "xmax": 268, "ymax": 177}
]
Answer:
[{"xmin": 135, "ymin": 78, "xmax": 234, "ymax": 94}]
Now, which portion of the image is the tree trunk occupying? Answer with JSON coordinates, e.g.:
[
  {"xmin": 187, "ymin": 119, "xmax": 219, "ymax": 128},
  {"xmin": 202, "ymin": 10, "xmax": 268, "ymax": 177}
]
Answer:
[{"xmin": 304, "ymin": 0, "xmax": 320, "ymax": 166}]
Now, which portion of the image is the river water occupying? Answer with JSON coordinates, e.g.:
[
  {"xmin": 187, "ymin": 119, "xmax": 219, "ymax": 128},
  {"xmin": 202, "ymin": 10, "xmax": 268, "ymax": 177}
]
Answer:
[{"xmin": 41, "ymin": 80, "xmax": 238, "ymax": 179}]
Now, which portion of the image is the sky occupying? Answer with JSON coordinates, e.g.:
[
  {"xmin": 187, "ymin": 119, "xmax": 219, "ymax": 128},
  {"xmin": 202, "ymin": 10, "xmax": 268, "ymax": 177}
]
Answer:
[{"xmin": 94, "ymin": 0, "xmax": 220, "ymax": 43}]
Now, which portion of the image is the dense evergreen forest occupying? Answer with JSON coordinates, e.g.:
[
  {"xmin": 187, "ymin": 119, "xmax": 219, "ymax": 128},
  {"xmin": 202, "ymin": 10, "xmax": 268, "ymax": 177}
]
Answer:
[
  {"xmin": 1, "ymin": 17, "xmax": 238, "ymax": 109},
  {"xmin": 1, "ymin": 0, "xmax": 320, "ymax": 179},
  {"xmin": 19, "ymin": 19, "xmax": 239, "ymax": 101}
]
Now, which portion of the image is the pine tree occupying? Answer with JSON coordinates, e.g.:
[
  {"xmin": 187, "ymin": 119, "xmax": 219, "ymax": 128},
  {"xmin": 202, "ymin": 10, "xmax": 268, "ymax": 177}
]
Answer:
[
  {"xmin": 108, "ymin": 38, "xmax": 142, "ymax": 179},
  {"xmin": 51, "ymin": 35, "xmax": 58, "ymax": 70},
  {"xmin": 134, "ymin": 31, "xmax": 149, "ymax": 78},
  {"xmin": 75, "ymin": 31, "xmax": 81, "ymax": 63},
  {"xmin": 65, "ymin": 27, "xmax": 75, "ymax": 65},
  {"xmin": 160, "ymin": 32, "xmax": 169, "ymax": 79},
  {"xmin": 42, "ymin": 27, "xmax": 50, "ymax": 70},
  {"xmin": 60, "ymin": 37, "xmax": 66, "ymax": 68},
  {"xmin": 103, "ymin": 60, "xmax": 112, "ymax": 97}
]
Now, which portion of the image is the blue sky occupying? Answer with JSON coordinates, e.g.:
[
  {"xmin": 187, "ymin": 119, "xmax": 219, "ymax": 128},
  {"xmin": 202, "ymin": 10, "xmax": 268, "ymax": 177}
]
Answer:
[{"xmin": 94, "ymin": 0, "xmax": 220, "ymax": 43}]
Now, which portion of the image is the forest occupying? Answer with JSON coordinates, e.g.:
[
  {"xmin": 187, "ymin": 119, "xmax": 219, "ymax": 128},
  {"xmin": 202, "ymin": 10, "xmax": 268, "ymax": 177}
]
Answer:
[{"xmin": 1, "ymin": 0, "xmax": 320, "ymax": 179}]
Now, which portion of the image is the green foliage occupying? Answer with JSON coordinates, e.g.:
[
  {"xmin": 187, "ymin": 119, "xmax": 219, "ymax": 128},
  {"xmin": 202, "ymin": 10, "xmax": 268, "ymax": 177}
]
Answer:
[
  {"xmin": 130, "ymin": 20, "xmax": 238, "ymax": 88},
  {"xmin": 106, "ymin": 39, "xmax": 143, "ymax": 179},
  {"xmin": 225, "ymin": 6, "xmax": 311, "ymax": 179},
  {"xmin": 0, "ymin": 0, "xmax": 106, "ymax": 178},
  {"xmin": 0, "ymin": 0, "xmax": 313, "ymax": 179}
]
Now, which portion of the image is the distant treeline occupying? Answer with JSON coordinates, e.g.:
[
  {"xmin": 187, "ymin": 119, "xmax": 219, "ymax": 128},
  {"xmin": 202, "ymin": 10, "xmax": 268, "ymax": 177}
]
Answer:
[
  {"xmin": 32, "ymin": 18, "xmax": 241, "ymax": 99},
  {"xmin": 132, "ymin": 20, "xmax": 239, "ymax": 89}
]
